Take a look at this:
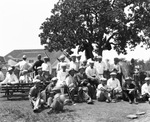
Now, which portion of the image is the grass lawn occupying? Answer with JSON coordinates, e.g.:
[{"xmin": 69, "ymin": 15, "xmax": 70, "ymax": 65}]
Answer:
[{"xmin": 0, "ymin": 95, "xmax": 150, "ymax": 122}]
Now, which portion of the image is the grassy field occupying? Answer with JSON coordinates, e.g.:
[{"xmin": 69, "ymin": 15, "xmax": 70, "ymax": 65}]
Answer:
[{"xmin": 0, "ymin": 95, "xmax": 150, "ymax": 122}]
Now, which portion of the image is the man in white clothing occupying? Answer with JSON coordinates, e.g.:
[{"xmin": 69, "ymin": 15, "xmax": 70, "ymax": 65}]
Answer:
[
  {"xmin": 56, "ymin": 55, "xmax": 66, "ymax": 73},
  {"xmin": 141, "ymin": 77, "xmax": 150, "ymax": 103},
  {"xmin": 0, "ymin": 67, "xmax": 19, "ymax": 85},
  {"xmin": 15, "ymin": 55, "xmax": 31, "ymax": 83},
  {"xmin": 107, "ymin": 72, "xmax": 122, "ymax": 102},
  {"xmin": 94, "ymin": 56, "xmax": 106, "ymax": 80},
  {"xmin": 56, "ymin": 63, "xmax": 68, "ymax": 93},
  {"xmin": 69, "ymin": 54, "xmax": 78, "ymax": 71},
  {"xmin": 96, "ymin": 78, "xmax": 111, "ymax": 103},
  {"xmin": 41, "ymin": 57, "xmax": 52, "ymax": 76},
  {"xmin": 85, "ymin": 60, "xmax": 99, "ymax": 87}
]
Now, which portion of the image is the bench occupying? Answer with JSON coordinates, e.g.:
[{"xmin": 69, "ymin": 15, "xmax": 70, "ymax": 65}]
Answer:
[{"xmin": 0, "ymin": 83, "xmax": 35, "ymax": 100}]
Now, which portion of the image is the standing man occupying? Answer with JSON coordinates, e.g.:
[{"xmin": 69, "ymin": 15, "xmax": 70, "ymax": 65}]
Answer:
[
  {"xmin": 69, "ymin": 54, "xmax": 78, "ymax": 71},
  {"xmin": 15, "ymin": 55, "xmax": 31, "ymax": 83},
  {"xmin": 32, "ymin": 54, "xmax": 44, "ymax": 76},
  {"xmin": 94, "ymin": 56, "xmax": 106, "ymax": 80},
  {"xmin": 56, "ymin": 55, "xmax": 66, "ymax": 73},
  {"xmin": 128, "ymin": 58, "xmax": 135, "ymax": 78}
]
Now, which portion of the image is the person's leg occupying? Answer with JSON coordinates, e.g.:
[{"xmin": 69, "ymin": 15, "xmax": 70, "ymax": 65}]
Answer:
[
  {"xmin": 77, "ymin": 87, "xmax": 83, "ymax": 102},
  {"xmin": 103, "ymin": 92, "xmax": 111, "ymax": 102},
  {"xmin": 97, "ymin": 91, "xmax": 106, "ymax": 101}
]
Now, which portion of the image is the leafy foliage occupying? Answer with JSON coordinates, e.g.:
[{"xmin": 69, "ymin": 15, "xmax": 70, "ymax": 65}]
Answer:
[{"xmin": 39, "ymin": 0, "xmax": 150, "ymax": 59}]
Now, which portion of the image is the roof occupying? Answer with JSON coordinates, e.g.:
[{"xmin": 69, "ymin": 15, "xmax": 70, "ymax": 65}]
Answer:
[{"xmin": 4, "ymin": 49, "xmax": 63, "ymax": 65}]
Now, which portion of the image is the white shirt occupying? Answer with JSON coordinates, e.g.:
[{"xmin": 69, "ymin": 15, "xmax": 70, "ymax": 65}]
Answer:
[
  {"xmin": 1, "ymin": 73, "xmax": 19, "ymax": 84},
  {"xmin": 56, "ymin": 70, "xmax": 68, "ymax": 86},
  {"xmin": 85, "ymin": 66, "xmax": 98, "ymax": 79},
  {"xmin": 141, "ymin": 83, "xmax": 150, "ymax": 95},
  {"xmin": 107, "ymin": 78, "xmax": 121, "ymax": 91},
  {"xmin": 0, "ymin": 71, "xmax": 4, "ymax": 81},
  {"xmin": 15, "ymin": 60, "xmax": 31, "ymax": 71},
  {"xmin": 95, "ymin": 61, "xmax": 106, "ymax": 75},
  {"xmin": 41, "ymin": 62, "xmax": 52, "ymax": 74},
  {"xmin": 96, "ymin": 84, "xmax": 109, "ymax": 97},
  {"xmin": 65, "ymin": 75, "xmax": 75, "ymax": 88},
  {"xmin": 69, "ymin": 61, "xmax": 78, "ymax": 71}
]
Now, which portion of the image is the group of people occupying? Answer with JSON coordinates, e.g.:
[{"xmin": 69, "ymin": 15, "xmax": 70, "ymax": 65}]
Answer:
[{"xmin": 0, "ymin": 53, "xmax": 150, "ymax": 114}]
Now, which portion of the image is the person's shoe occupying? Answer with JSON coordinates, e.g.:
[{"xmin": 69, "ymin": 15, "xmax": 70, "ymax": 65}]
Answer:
[
  {"xmin": 33, "ymin": 108, "xmax": 39, "ymax": 113},
  {"xmin": 129, "ymin": 100, "xmax": 133, "ymax": 104},
  {"xmin": 106, "ymin": 99, "xmax": 110, "ymax": 103},
  {"xmin": 112, "ymin": 99, "xmax": 116, "ymax": 103},
  {"xmin": 134, "ymin": 99, "xmax": 138, "ymax": 104},
  {"xmin": 47, "ymin": 108, "xmax": 53, "ymax": 114}
]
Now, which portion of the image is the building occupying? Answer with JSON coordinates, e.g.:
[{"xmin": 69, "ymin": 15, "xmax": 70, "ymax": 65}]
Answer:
[{"xmin": 4, "ymin": 49, "xmax": 70, "ymax": 76}]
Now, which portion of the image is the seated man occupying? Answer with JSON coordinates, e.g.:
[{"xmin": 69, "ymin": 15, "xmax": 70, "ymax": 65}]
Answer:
[
  {"xmin": 122, "ymin": 77, "xmax": 138, "ymax": 104},
  {"xmin": 85, "ymin": 60, "xmax": 99, "ymax": 88},
  {"xmin": 141, "ymin": 77, "xmax": 150, "ymax": 103},
  {"xmin": 65, "ymin": 68, "xmax": 77, "ymax": 103},
  {"xmin": 28, "ymin": 79, "xmax": 44, "ymax": 112},
  {"xmin": 107, "ymin": 72, "xmax": 122, "ymax": 102},
  {"xmin": 0, "ymin": 67, "xmax": 19, "ymax": 85},
  {"xmin": 96, "ymin": 78, "xmax": 111, "ymax": 103},
  {"xmin": 74, "ymin": 66, "xmax": 93, "ymax": 103}
]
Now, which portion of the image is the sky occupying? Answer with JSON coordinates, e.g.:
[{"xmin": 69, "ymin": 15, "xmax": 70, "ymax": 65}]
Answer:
[{"xmin": 0, "ymin": 0, "xmax": 150, "ymax": 63}]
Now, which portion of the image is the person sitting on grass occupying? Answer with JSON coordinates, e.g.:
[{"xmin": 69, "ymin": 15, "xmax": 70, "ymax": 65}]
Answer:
[
  {"xmin": 107, "ymin": 72, "xmax": 122, "ymax": 102},
  {"xmin": 74, "ymin": 66, "xmax": 93, "ymax": 103},
  {"xmin": 0, "ymin": 67, "xmax": 19, "ymax": 85},
  {"xmin": 96, "ymin": 78, "xmax": 112, "ymax": 103},
  {"xmin": 28, "ymin": 79, "xmax": 45, "ymax": 112},
  {"xmin": 122, "ymin": 77, "xmax": 138, "ymax": 104},
  {"xmin": 141, "ymin": 77, "xmax": 150, "ymax": 103}
]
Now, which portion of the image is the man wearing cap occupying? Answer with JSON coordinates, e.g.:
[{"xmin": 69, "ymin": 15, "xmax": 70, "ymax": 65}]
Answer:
[
  {"xmin": 96, "ymin": 78, "xmax": 112, "ymax": 103},
  {"xmin": 94, "ymin": 56, "xmax": 106, "ymax": 80},
  {"xmin": 74, "ymin": 66, "xmax": 92, "ymax": 103},
  {"xmin": 56, "ymin": 55, "xmax": 66, "ymax": 73},
  {"xmin": 56, "ymin": 63, "xmax": 68, "ymax": 92},
  {"xmin": 32, "ymin": 54, "xmax": 44, "ymax": 76},
  {"xmin": 28, "ymin": 79, "xmax": 45, "ymax": 112},
  {"xmin": 141, "ymin": 77, "xmax": 150, "ymax": 103},
  {"xmin": 122, "ymin": 77, "xmax": 138, "ymax": 104},
  {"xmin": 81, "ymin": 59, "xmax": 88, "ymax": 68},
  {"xmin": 69, "ymin": 54, "xmax": 78, "ymax": 71},
  {"xmin": 107, "ymin": 72, "xmax": 122, "ymax": 102},
  {"xmin": 0, "ymin": 67, "xmax": 19, "ymax": 85},
  {"xmin": 15, "ymin": 55, "xmax": 31, "ymax": 83}
]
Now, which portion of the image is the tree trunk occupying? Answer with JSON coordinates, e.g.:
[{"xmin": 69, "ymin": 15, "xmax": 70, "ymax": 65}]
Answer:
[
  {"xmin": 84, "ymin": 42, "xmax": 94, "ymax": 60},
  {"xmin": 98, "ymin": 48, "xmax": 103, "ymax": 56}
]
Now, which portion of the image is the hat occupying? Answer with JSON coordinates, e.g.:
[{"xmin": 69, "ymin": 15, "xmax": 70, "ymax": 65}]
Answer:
[
  {"xmin": 79, "ymin": 66, "xmax": 86, "ymax": 70},
  {"xmin": 51, "ymin": 77, "xmax": 58, "ymax": 81},
  {"xmin": 101, "ymin": 78, "xmax": 107, "ymax": 81},
  {"xmin": 76, "ymin": 54, "xmax": 81, "ymax": 57},
  {"xmin": 88, "ymin": 59, "xmax": 94, "ymax": 64},
  {"xmin": 59, "ymin": 55, "xmax": 65, "ymax": 60},
  {"xmin": 37, "ymin": 54, "xmax": 41, "ymax": 57},
  {"xmin": 97, "ymin": 56, "xmax": 102, "ymax": 59},
  {"xmin": 145, "ymin": 77, "xmax": 150, "ymax": 81},
  {"xmin": 61, "ymin": 63, "xmax": 67, "ymax": 67},
  {"xmin": 22, "ymin": 55, "xmax": 27, "ymax": 59},
  {"xmin": 110, "ymin": 72, "xmax": 117, "ymax": 75},
  {"xmin": 37, "ymin": 66, "xmax": 42, "ymax": 70},
  {"xmin": 33, "ymin": 79, "xmax": 41, "ymax": 83},
  {"xmin": 70, "ymin": 54, "xmax": 76, "ymax": 57},
  {"xmin": 68, "ymin": 68, "xmax": 77, "ymax": 73},
  {"xmin": 8, "ymin": 67, "xmax": 13, "ymax": 71},
  {"xmin": 125, "ymin": 77, "xmax": 132, "ymax": 81}
]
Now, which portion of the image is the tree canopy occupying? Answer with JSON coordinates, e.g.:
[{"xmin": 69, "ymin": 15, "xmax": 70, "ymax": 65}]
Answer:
[{"xmin": 39, "ymin": 0, "xmax": 150, "ymax": 59}]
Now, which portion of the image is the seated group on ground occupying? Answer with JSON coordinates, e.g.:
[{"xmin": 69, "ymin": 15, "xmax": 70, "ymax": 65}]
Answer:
[{"xmin": 0, "ymin": 54, "xmax": 150, "ymax": 114}]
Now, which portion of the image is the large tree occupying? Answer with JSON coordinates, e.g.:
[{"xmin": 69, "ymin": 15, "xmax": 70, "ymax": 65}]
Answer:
[{"xmin": 39, "ymin": 0, "xmax": 150, "ymax": 59}]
